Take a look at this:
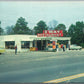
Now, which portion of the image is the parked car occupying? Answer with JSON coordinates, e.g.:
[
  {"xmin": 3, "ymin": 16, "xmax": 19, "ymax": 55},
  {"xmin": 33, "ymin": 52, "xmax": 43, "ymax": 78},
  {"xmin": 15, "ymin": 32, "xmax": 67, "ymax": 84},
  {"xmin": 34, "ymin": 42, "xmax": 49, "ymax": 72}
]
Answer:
[
  {"xmin": 70, "ymin": 44, "xmax": 82, "ymax": 50},
  {"xmin": 0, "ymin": 47, "xmax": 5, "ymax": 54}
]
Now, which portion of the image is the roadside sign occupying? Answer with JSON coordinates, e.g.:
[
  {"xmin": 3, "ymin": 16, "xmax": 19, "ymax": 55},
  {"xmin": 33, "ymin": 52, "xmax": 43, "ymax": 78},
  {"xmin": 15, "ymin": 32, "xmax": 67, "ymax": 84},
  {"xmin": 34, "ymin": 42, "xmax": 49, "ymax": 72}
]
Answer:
[{"xmin": 37, "ymin": 30, "xmax": 63, "ymax": 37}]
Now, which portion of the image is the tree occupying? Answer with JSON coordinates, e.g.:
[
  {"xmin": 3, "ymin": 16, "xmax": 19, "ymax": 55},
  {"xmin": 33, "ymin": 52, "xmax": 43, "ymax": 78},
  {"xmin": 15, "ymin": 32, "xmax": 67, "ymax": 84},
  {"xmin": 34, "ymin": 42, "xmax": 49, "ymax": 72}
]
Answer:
[
  {"xmin": 13, "ymin": 17, "xmax": 31, "ymax": 34},
  {"xmin": 0, "ymin": 28, "xmax": 3, "ymax": 35},
  {"xmin": 34, "ymin": 20, "xmax": 48, "ymax": 35},
  {"xmin": 68, "ymin": 24, "xmax": 76, "ymax": 37},
  {"xmin": 68, "ymin": 21, "xmax": 84, "ymax": 47},
  {"xmin": 6, "ymin": 25, "xmax": 14, "ymax": 35},
  {"xmin": 0, "ymin": 21, "xmax": 4, "ymax": 35},
  {"xmin": 55, "ymin": 24, "xmax": 67, "ymax": 37},
  {"xmin": 48, "ymin": 20, "xmax": 58, "ymax": 30}
]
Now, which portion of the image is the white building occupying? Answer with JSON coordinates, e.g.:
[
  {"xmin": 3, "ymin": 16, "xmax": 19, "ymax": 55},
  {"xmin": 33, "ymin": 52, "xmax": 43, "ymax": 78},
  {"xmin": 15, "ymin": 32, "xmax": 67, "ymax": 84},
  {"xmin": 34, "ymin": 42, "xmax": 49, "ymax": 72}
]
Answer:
[{"xmin": 0, "ymin": 35, "xmax": 71, "ymax": 52}]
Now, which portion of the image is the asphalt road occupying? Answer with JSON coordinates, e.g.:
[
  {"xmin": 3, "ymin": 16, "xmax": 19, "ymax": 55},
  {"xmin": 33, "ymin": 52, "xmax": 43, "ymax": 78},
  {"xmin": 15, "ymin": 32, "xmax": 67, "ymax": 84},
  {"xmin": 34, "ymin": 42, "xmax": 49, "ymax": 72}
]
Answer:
[{"xmin": 0, "ymin": 50, "xmax": 84, "ymax": 83}]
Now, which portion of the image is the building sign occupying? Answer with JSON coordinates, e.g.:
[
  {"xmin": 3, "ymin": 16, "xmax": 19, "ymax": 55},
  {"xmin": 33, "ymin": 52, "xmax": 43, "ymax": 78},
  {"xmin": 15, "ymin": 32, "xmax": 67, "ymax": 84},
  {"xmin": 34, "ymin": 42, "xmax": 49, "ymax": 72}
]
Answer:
[{"xmin": 37, "ymin": 30, "xmax": 63, "ymax": 37}]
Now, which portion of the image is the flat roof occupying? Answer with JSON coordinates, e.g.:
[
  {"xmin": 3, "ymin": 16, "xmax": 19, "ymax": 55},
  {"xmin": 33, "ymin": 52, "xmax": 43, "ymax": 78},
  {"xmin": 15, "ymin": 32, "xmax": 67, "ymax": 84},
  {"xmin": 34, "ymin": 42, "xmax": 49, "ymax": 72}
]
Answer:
[
  {"xmin": 0, "ymin": 35, "xmax": 71, "ymax": 41},
  {"xmin": 31, "ymin": 37, "xmax": 71, "ymax": 40}
]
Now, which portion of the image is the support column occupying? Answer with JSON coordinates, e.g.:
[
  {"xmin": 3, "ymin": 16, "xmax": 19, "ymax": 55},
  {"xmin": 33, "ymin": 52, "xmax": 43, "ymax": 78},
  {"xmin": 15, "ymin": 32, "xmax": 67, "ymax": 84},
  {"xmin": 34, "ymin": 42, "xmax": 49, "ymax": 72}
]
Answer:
[
  {"xmin": 41, "ymin": 40, "xmax": 43, "ymax": 50},
  {"xmin": 46, "ymin": 40, "xmax": 48, "ymax": 48},
  {"xmin": 68, "ymin": 40, "xmax": 71, "ymax": 45},
  {"xmin": 0, "ymin": 41, "xmax": 5, "ymax": 48},
  {"xmin": 30, "ymin": 41, "xmax": 33, "ymax": 48},
  {"xmin": 35, "ymin": 40, "xmax": 37, "ymax": 47},
  {"xmin": 15, "ymin": 40, "xmax": 21, "ymax": 52},
  {"xmin": 56, "ymin": 40, "xmax": 58, "ymax": 52},
  {"xmin": 68, "ymin": 40, "xmax": 71, "ymax": 50},
  {"xmin": 55, "ymin": 40, "xmax": 57, "ymax": 44}
]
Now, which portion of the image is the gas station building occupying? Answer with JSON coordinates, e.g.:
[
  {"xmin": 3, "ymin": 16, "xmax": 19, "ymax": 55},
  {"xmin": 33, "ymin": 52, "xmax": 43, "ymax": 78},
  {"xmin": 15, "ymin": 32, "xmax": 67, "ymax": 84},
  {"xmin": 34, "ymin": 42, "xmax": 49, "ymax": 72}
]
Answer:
[{"xmin": 0, "ymin": 34, "xmax": 71, "ymax": 52}]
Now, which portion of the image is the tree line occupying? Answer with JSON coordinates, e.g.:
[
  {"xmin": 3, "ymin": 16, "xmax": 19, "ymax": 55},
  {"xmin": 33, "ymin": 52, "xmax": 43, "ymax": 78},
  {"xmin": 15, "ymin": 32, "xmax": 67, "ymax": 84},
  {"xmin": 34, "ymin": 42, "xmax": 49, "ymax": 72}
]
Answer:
[{"xmin": 0, "ymin": 17, "xmax": 84, "ymax": 47}]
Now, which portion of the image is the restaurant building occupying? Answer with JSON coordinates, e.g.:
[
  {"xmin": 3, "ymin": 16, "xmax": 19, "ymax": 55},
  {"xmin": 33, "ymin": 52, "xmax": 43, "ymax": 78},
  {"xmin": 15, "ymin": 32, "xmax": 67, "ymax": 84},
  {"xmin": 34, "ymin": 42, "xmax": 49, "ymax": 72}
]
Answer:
[{"xmin": 0, "ymin": 30, "xmax": 71, "ymax": 52}]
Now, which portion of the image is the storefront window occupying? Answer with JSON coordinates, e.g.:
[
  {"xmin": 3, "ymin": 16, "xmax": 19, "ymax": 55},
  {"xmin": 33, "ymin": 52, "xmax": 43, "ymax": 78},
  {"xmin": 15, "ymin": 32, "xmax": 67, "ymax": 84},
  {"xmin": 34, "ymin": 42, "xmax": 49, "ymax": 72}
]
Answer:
[
  {"xmin": 5, "ymin": 41, "xmax": 15, "ymax": 49},
  {"xmin": 21, "ymin": 41, "xmax": 30, "ymax": 49}
]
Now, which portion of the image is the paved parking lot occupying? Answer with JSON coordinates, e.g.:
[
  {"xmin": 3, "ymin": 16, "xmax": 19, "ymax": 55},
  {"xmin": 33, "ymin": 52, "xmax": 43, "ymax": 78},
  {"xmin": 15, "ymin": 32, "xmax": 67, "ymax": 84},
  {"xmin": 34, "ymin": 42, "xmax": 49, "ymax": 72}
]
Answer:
[{"xmin": 0, "ymin": 50, "xmax": 84, "ymax": 83}]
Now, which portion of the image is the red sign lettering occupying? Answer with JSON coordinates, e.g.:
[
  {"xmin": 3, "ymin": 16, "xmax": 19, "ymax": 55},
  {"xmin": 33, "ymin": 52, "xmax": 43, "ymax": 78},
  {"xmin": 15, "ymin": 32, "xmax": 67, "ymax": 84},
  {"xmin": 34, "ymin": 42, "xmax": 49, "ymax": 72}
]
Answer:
[{"xmin": 37, "ymin": 30, "xmax": 63, "ymax": 37}]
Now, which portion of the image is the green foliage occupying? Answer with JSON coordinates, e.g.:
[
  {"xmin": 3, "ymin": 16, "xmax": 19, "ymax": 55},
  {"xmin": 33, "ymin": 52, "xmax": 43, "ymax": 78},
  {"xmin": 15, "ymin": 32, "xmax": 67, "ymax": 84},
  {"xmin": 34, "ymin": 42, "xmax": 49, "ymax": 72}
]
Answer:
[
  {"xmin": 0, "ymin": 27, "xmax": 3, "ymax": 35},
  {"xmin": 0, "ymin": 21, "xmax": 4, "ymax": 35},
  {"xmin": 13, "ymin": 17, "xmax": 31, "ymax": 34},
  {"xmin": 68, "ymin": 21, "xmax": 84, "ymax": 47},
  {"xmin": 68, "ymin": 24, "xmax": 76, "ymax": 37},
  {"xmin": 80, "ymin": 43, "xmax": 84, "ymax": 48},
  {"xmin": 0, "ymin": 28, "xmax": 3, "ymax": 34},
  {"xmin": 34, "ymin": 20, "xmax": 48, "ymax": 35},
  {"xmin": 54, "ymin": 24, "xmax": 67, "ymax": 37}
]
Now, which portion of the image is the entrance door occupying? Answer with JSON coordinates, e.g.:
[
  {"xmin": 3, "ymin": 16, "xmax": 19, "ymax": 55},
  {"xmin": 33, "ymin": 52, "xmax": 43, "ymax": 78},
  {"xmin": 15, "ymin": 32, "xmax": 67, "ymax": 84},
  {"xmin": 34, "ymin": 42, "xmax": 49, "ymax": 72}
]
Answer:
[
  {"xmin": 42, "ymin": 40, "xmax": 46, "ymax": 50},
  {"xmin": 37, "ymin": 40, "xmax": 46, "ymax": 50},
  {"xmin": 37, "ymin": 40, "xmax": 41, "ymax": 50}
]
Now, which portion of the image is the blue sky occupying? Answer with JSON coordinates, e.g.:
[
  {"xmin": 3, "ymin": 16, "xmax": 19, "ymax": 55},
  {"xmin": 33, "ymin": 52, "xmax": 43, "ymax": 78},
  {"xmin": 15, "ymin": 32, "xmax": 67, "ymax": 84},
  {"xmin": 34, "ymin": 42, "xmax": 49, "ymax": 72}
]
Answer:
[{"xmin": 0, "ymin": 1, "xmax": 84, "ymax": 30}]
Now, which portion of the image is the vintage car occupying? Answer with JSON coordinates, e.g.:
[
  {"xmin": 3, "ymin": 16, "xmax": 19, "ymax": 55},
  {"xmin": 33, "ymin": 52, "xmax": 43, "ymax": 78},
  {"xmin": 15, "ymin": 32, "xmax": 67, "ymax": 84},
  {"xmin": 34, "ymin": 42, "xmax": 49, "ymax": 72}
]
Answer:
[
  {"xmin": 70, "ymin": 44, "xmax": 82, "ymax": 50},
  {"xmin": 0, "ymin": 47, "xmax": 5, "ymax": 54}
]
